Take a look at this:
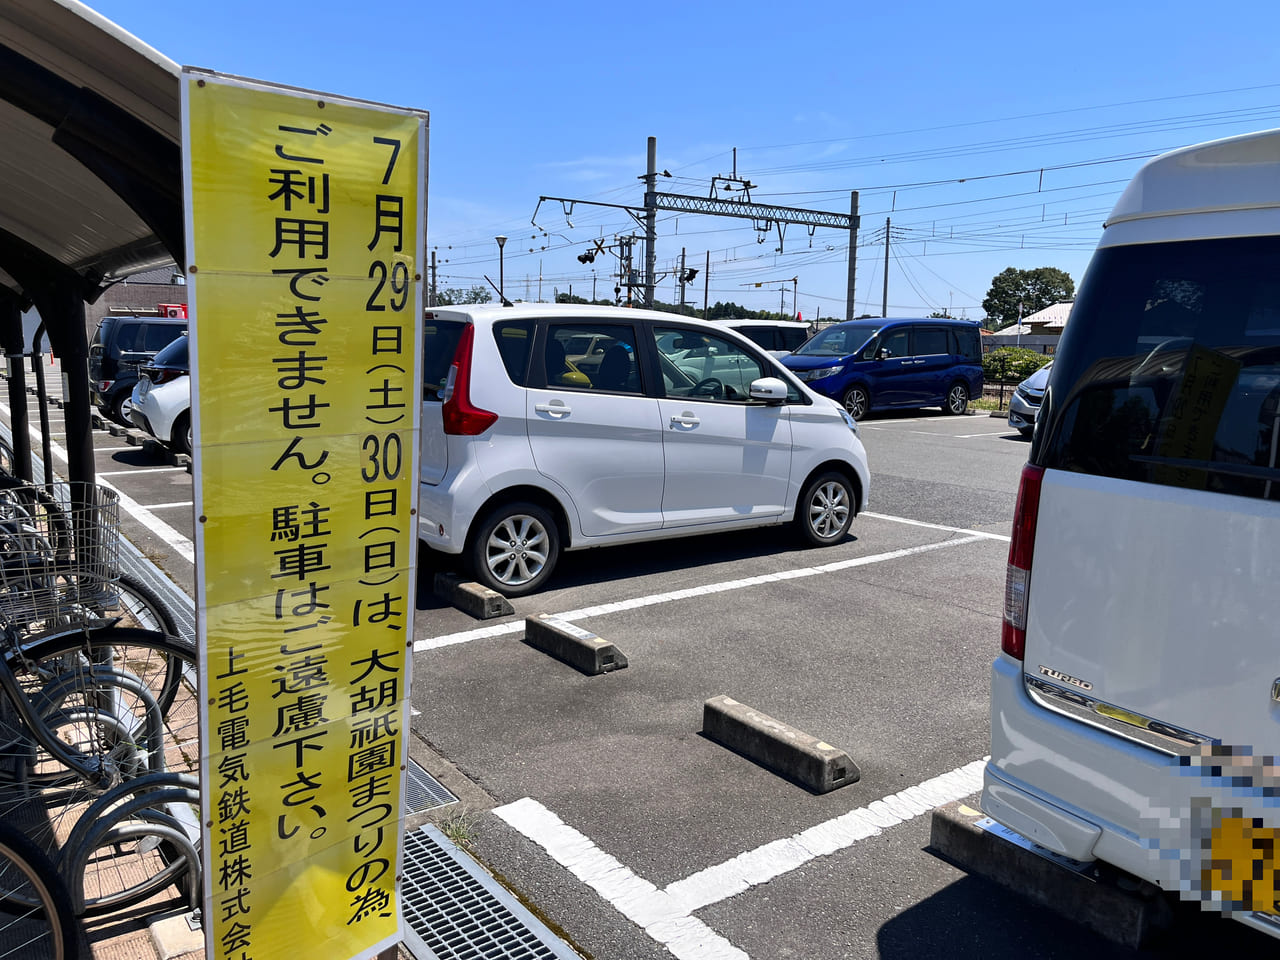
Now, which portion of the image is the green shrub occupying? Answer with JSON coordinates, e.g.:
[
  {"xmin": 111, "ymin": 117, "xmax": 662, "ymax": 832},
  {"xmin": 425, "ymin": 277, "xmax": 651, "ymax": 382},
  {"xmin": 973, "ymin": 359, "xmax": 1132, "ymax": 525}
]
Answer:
[{"xmin": 983, "ymin": 346, "xmax": 1048, "ymax": 383}]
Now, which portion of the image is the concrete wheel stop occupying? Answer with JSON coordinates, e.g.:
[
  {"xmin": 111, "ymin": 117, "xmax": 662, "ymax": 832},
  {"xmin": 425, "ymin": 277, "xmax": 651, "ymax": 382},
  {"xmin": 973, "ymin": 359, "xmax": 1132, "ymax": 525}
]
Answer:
[
  {"xmin": 929, "ymin": 800, "xmax": 1174, "ymax": 948},
  {"xmin": 523, "ymin": 615, "xmax": 628, "ymax": 676},
  {"xmin": 433, "ymin": 572, "xmax": 514, "ymax": 619},
  {"xmin": 702, "ymin": 695, "xmax": 860, "ymax": 794}
]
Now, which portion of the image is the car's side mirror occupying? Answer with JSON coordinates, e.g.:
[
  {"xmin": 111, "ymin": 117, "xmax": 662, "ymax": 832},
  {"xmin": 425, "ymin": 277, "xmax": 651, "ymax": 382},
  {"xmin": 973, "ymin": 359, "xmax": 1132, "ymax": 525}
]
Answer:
[
  {"xmin": 749, "ymin": 377, "xmax": 788, "ymax": 404},
  {"xmin": 876, "ymin": 348, "xmax": 890, "ymax": 360}
]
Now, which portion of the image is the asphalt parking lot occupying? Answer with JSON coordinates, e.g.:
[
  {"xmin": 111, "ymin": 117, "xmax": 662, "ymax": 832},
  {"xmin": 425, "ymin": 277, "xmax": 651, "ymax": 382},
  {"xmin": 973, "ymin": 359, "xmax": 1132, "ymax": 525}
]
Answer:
[{"xmin": 2, "ymin": 375, "xmax": 1269, "ymax": 959}]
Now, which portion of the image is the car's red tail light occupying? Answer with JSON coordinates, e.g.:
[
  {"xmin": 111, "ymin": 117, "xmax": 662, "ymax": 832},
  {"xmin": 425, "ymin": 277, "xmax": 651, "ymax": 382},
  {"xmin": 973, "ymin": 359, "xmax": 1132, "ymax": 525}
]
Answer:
[
  {"xmin": 441, "ymin": 324, "xmax": 498, "ymax": 436},
  {"xmin": 1002, "ymin": 463, "xmax": 1045, "ymax": 660},
  {"xmin": 149, "ymin": 368, "xmax": 184, "ymax": 386}
]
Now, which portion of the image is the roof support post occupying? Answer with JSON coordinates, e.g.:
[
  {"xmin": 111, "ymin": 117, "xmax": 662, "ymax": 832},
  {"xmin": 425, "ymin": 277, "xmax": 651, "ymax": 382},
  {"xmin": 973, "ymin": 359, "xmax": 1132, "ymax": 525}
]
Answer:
[
  {"xmin": 0, "ymin": 289, "xmax": 33, "ymax": 481},
  {"xmin": 32, "ymin": 284, "xmax": 94, "ymax": 493}
]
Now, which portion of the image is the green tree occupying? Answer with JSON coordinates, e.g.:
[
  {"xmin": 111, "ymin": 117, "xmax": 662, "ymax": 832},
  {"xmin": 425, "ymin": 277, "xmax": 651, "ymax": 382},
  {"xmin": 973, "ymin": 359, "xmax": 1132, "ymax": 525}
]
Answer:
[
  {"xmin": 436, "ymin": 285, "xmax": 492, "ymax": 305},
  {"xmin": 981, "ymin": 267, "xmax": 1074, "ymax": 328},
  {"xmin": 927, "ymin": 310, "xmax": 950, "ymax": 319}
]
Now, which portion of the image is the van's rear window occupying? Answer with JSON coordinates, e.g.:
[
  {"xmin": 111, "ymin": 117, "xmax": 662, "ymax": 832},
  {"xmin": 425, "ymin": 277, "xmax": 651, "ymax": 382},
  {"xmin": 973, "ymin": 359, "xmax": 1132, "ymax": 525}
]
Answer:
[{"xmin": 1037, "ymin": 236, "xmax": 1280, "ymax": 501}]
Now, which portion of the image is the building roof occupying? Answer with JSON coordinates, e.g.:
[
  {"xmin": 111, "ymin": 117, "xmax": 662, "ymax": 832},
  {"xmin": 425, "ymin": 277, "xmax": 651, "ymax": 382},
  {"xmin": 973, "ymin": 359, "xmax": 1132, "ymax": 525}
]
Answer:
[
  {"xmin": 1022, "ymin": 301, "xmax": 1073, "ymax": 329},
  {"xmin": 987, "ymin": 322, "xmax": 1036, "ymax": 338},
  {"xmin": 0, "ymin": 0, "xmax": 182, "ymax": 304}
]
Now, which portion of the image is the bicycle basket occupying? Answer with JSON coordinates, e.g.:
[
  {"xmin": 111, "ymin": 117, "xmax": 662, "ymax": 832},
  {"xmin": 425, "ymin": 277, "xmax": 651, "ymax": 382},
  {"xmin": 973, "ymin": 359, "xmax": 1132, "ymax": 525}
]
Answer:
[{"xmin": 0, "ymin": 482, "xmax": 121, "ymax": 634}]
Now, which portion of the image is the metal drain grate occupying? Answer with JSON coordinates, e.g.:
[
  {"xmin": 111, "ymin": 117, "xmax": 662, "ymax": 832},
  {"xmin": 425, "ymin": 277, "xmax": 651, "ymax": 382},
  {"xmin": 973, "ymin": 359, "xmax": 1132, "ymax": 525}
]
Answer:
[
  {"xmin": 401, "ymin": 825, "xmax": 580, "ymax": 960},
  {"xmin": 405, "ymin": 759, "xmax": 459, "ymax": 813}
]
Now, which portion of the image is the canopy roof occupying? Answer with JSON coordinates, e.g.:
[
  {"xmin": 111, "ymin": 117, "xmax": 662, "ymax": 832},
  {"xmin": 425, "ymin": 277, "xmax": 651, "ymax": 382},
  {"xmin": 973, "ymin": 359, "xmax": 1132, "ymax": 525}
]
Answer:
[{"xmin": 0, "ymin": 0, "xmax": 181, "ymax": 306}]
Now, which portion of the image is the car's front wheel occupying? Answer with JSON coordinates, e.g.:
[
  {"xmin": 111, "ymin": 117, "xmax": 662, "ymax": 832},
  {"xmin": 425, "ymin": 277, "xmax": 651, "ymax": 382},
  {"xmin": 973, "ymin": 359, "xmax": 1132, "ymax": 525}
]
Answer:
[
  {"xmin": 842, "ymin": 385, "xmax": 869, "ymax": 420},
  {"xmin": 944, "ymin": 381, "xmax": 969, "ymax": 415},
  {"xmin": 468, "ymin": 501, "xmax": 560, "ymax": 596},
  {"xmin": 795, "ymin": 471, "xmax": 854, "ymax": 546}
]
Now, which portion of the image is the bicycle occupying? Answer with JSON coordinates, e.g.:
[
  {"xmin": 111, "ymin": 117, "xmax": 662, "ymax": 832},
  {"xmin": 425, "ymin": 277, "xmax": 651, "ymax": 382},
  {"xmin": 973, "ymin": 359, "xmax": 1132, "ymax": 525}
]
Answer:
[
  {"xmin": 0, "ymin": 481, "xmax": 201, "ymax": 917},
  {"xmin": 0, "ymin": 819, "xmax": 82, "ymax": 959}
]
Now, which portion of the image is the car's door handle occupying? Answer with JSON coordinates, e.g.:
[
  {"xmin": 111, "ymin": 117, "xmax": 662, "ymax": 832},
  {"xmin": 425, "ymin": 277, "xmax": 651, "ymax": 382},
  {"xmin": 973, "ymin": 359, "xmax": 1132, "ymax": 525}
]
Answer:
[
  {"xmin": 670, "ymin": 414, "xmax": 700, "ymax": 428},
  {"xmin": 535, "ymin": 401, "xmax": 571, "ymax": 416}
]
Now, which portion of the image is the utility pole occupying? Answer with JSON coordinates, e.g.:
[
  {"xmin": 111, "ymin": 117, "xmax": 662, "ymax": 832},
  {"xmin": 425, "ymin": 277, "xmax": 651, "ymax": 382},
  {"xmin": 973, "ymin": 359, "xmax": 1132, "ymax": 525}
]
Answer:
[
  {"xmin": 792, "ymin": 276, "xmax": 798, "ymax": 319},
  {"xmin": 779, "ymin": 286, "xmax": 786, "ymax": 316},
  {"xmin": 846, "ymin": 191, "xmax": 858, "ymax": 321},
  {"xmin": 881, "ymin": 217, "xmax": 890, "ymax": 317},
  {"xmin": 677, "ymin": 247, "xmax": 687, "ymax": 313},
  {"xmin": 702, "ymin": 251, "xmax": 710, "ymax": 319},
  {"xmin": 429, "ymin": 249, "xmax": 437, "ymax": 307},
  {"xmin": 643, "ymin": 137, "xmax": 658, "ymax": 308}
]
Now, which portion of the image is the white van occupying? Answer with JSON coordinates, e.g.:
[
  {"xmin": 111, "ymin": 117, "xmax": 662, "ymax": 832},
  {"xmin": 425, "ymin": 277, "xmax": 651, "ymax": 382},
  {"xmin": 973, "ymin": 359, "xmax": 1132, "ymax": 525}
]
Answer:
[
  {"xmin": 711, "ymin": 318, "xmax": 812, "ymax": 356},
  {"xmin": 983, "ymin": 128, "xmax": 1280, "ymax": 938}
]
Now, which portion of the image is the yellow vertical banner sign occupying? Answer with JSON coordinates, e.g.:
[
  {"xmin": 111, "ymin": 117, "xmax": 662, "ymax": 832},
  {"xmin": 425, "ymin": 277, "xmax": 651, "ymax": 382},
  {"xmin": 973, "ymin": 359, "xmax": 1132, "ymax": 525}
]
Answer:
[{"xmin": 181, "ymin": 70, "xmax": 426, "ymax": 960}]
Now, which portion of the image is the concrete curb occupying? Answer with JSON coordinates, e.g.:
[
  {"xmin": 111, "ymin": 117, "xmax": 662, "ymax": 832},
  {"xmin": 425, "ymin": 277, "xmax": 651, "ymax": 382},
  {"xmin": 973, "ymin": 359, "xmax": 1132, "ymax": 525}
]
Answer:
[
  {"xmin": 433, "ymin": 572, "xmax": 514, "ymax": 619},
  {"xmin": 928, "ymin": 801, "xmax": 1173, "ymax": 948},
  {"xmin": 701, "ymin": 695, "xmax": 859, "ymax": 794},
  {"xmin": 523, "ymin": 615, "xmax": 628, "ymax": 676}
]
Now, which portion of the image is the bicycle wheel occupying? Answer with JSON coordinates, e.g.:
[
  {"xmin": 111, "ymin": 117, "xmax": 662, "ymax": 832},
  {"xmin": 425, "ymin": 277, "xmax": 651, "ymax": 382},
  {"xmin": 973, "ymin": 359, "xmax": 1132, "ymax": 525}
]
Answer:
[
  {"xmin": 0, "ymin": 477, "xmax": 71, "ymax": 564},
  {"xmin": 0, "ymin": 628, "xmax": 199, "ymax": 879},
  {"xmin": 0, "ymin": 814, "xmax": 82, "ymax": 959},
  {"xmin": 59, "ymin": 773, "xmax": 199, "ymax": 916},
  {"xmin": 95, "ymin": 573, "xmax": 181, "ymax": 639},
  {"xmin": 22, "ymin": 625, "xmax": 196, "ymax": 723}
]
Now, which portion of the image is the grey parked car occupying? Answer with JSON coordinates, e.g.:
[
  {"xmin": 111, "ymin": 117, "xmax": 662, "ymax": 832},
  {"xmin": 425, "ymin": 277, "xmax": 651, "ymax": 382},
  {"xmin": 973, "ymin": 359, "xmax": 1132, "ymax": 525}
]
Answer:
[{"xmin": 1007, "ymin": 360, "xmax": 1051, "ymax": 437}]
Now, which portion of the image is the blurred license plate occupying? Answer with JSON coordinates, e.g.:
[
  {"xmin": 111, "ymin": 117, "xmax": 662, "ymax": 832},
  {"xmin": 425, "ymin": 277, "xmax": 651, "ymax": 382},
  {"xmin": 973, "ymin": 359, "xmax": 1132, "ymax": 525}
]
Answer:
[{"xmin": 1206, "ymin": 816, "xmax": 1279, "ymax": 914}]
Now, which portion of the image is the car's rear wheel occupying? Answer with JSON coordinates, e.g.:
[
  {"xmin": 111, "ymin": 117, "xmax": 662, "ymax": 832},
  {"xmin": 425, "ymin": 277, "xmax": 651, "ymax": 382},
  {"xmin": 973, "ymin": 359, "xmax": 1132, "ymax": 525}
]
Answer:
[
  {"xmin": 110, "ymin": 391, "xmax": 131, "ymax": 426},
  {"xmin": 842, "ymin": 385, "xmax": 869, "ymax": 420},
  {"xmin": 944, "ymin": 381, "xmax": 969, "ymax": 415},
  {"xmin": 469, "ymin": 501, "xmax": 560, "ymax": 596},
  {"xmin": 169, "ymin": 412, "xmax": 192, "ymax": 456},
  {"xmin": 795, "ymin": 471, "xmax": 854, "ymax": 546}
]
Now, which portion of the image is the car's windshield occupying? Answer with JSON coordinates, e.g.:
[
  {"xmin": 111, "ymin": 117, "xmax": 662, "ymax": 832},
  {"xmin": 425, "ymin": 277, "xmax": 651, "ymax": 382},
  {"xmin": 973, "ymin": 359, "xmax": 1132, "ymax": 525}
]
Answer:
[{"xmin": 793, "ymin": 322, "xmax": 880, "ymax": 357}]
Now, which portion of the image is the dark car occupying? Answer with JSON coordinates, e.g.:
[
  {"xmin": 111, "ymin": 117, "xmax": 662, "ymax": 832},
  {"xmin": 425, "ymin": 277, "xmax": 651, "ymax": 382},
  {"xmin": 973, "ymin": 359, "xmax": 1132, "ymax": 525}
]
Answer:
[
  {"xmin": 88, "ymin": 315, "xmax": 187, "ymax": 425},
  {"xmin": 781, "ymin": 317, "xmax": 983, "ymax": 419}
]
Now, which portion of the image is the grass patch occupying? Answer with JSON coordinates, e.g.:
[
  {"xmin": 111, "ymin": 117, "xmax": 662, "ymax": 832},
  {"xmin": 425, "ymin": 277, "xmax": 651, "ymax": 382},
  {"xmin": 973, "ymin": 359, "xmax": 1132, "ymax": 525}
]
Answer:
[
  {"xmin": 971, "ymin": 396, "xmax": 1005, "ymax": 412},
  {"xmin": 438, "ymin": 808, "xmax": 481, "ymax": 849}
]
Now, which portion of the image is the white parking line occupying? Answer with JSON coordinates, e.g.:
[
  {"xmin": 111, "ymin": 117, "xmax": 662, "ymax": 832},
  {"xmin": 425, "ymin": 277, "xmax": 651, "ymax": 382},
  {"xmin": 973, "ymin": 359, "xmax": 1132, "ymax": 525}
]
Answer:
[
  {"xmin": 97, "ymin": 466, "xmax": 189, "ymax": 477},
  {"xmin": 494, "ymin": 759, "xmax": 986, "ymax": 959},
  {"xmin": 414, "ymin": 532, "xmax": 993, "ymax": 652},
  {"xmin": 861, "ymin": 512, "xmax": 1010, "ymax": 542},
  {"xmin": 145, "ymin": 501, "xmax": 195, "ymax": 510},
  {"xmin": 0, "ymin": 404, "xmax": 195, "ymax": 564}
]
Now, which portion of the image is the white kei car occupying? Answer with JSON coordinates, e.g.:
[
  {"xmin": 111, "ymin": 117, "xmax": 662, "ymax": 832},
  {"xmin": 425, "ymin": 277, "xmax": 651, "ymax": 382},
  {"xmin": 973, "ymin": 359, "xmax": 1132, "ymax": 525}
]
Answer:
[
  {"xmin": 419, "ymin": 304, "xmax": 871, "ymax": 596},
  {"xmin": 130, "ymin": 334, "xmax": 192, "ymax": 455}
]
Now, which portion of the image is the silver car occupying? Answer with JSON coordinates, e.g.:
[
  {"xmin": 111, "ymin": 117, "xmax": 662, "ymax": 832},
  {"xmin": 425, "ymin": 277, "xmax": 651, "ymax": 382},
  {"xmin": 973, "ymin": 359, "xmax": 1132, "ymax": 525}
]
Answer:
[{"xmin": 1007, "ymin": 361, "xmax": 1051, "ymax": 437}]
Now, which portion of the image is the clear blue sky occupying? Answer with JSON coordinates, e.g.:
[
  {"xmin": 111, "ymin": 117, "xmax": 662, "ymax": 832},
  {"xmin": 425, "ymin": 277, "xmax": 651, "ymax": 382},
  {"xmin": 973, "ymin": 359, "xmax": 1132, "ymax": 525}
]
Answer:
[{"xmin": 93, "ymin": 0, "xmax": 1280, "ymax": 321}]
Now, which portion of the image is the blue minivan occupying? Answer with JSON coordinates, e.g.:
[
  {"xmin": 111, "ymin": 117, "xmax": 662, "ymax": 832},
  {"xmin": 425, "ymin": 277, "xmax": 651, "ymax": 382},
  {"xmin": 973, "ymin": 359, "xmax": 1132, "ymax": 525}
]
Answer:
[{"xmin": 781, "ymin": 317, "xmax": 983, "ymax": 419}]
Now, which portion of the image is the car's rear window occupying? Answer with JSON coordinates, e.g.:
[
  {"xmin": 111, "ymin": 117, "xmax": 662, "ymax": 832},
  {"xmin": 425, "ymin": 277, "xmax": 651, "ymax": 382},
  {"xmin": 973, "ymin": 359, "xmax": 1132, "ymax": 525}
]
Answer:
[
  {"xmin": 780, "ymin": 327, "xmax": 809, "ymax": 351},
  {"xmin": 422, "ymin": 318, "xmax": 466, "ymax": 401},
  {"xmin": 152, "ymin": 335, "xmax": 188, "ymax": 367},
  {"xmin": 954, "ymin": 326, "xmax": 981, "ymax": 361},
  {"xmin": 1037, "ymin": 236, "xmax": 1280, "ymax": 502},
  {"xmin": 494, "ymin": 320, "xmax": 533, "ymax": 385},
  {"xmin": 143, "ymin": 323, "xmax": 185, "ymax": 352},
  {"xmin": 106, "ymin": 321, "xmax": 141, "ymax": 359}
]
